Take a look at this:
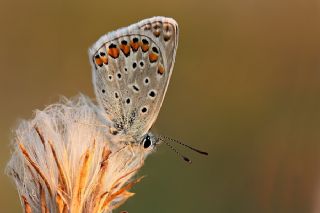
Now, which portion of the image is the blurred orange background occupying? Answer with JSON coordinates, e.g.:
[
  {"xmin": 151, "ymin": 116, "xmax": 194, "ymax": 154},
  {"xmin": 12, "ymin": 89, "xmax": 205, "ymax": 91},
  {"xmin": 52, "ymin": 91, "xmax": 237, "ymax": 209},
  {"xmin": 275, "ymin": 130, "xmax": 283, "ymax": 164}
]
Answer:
[{"xmin": 1, "ymin": 0, "xmax": 320, "ymax": 212}]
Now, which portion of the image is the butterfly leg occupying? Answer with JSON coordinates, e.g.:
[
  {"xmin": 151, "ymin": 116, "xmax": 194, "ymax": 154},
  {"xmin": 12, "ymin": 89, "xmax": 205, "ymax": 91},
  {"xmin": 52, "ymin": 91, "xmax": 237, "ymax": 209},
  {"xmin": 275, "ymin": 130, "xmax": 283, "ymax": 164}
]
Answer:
[{"xmin": 122, "ymin": 144, "xmax": 137, "ymax": 169}]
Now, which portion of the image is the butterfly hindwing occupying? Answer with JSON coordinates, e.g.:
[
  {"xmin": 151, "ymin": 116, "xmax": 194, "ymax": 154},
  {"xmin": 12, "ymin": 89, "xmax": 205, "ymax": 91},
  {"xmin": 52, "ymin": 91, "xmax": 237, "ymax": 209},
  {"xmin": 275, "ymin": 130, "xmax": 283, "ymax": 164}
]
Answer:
[{"xmin": 89, "ymin": 17, "xmax": 178, "ymax": 139}]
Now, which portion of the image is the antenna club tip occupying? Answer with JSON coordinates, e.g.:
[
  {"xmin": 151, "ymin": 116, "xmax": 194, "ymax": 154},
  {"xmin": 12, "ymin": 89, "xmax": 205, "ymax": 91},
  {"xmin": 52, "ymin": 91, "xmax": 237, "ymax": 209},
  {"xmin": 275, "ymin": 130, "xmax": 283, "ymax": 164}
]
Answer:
[{"xmin": 183, "ymin": 157, "xmax": 192, "ymax": 163}]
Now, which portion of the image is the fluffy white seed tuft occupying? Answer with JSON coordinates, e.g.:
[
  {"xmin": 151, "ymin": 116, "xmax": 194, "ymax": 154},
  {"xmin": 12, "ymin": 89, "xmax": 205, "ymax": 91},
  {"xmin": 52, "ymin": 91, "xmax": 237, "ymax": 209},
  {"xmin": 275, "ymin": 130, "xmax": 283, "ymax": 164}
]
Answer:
[{"xmin": 6, "ymin": 95, "xmax": 148, "ymax": 213}]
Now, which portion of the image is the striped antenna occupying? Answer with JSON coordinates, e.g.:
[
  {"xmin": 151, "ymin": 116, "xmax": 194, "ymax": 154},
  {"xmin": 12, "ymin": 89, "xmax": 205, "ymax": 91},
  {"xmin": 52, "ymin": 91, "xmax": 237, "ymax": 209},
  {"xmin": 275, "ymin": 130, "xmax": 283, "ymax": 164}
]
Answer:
[
  {"xmin": 158, "ymin": 138, "xmax": 192, "ymax": 163},
  {"xmin": 159, "ymin": 135, "xmax": 208, "ymax": 156}
]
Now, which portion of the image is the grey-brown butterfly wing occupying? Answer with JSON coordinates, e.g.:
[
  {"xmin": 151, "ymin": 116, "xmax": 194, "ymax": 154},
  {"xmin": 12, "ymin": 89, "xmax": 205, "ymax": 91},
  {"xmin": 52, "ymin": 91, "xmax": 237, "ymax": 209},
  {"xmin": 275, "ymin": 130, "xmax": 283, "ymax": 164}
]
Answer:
[{"xmin": 89, "ymin": 17, "xmax": 178, "ymax": 140}]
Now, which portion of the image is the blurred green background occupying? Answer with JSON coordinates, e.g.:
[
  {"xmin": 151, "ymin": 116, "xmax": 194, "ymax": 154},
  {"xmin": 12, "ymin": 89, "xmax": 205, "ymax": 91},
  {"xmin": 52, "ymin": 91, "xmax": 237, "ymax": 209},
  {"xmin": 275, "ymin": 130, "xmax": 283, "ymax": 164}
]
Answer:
[{"xmin": 1, "ymin": 0, "xmax": 320, "ymax": 212}]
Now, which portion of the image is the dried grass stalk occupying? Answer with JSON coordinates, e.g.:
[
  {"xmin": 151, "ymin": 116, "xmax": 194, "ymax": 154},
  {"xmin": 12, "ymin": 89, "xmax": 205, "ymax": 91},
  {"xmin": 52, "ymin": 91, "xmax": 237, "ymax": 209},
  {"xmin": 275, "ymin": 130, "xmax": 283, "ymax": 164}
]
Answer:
[
  {"xmin": 22, "ymin": 195, "xmax": 32, "ymax": 213},
  {"xmin": 6, "ymin": 95, "xmax": 150, "ymax": 213}
]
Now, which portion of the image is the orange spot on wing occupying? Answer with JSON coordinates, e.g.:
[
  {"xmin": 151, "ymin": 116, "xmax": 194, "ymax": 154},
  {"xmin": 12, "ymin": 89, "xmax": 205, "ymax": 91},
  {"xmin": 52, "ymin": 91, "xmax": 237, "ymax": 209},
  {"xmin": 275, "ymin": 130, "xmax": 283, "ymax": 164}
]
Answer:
[
  {"xmin": 130, "ymin": 40, "xmax": 140, "ymax": 52},
  {"xmin": 108, "ymin": 47, "xmax": 120, "ymax": 59},
  {"xmin": 158, "ymin": 65, "xmax": 165, "ymax": 75},
  {"xmin": 95, "ymin": 57, "xmax": 103, "ymax": 67},
  {"xmin": 149, "ymin": 53, "xmax": 158, "ymax": 63},
  {"xmin": 101, "ymin": 56, "xmax": 108, "ymax": 64},
  {"xmin": 120, "ymin": 44, "xmax": 130, "ymax": 57},
  {"xmin": 141, "ymin": 43, "xmax": 149, "ymax": 52}
]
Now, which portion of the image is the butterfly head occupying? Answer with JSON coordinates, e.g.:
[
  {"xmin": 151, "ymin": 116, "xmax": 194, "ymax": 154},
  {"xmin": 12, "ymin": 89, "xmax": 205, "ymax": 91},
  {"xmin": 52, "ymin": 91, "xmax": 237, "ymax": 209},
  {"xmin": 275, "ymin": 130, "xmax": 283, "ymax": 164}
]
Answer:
[
  {"xmin": 109, "ymin": 124, "xmax": 158, "ymax": 150},
  {"xmin": 141, "ymin": 132, "xmax": 158, "ymax": 149}
]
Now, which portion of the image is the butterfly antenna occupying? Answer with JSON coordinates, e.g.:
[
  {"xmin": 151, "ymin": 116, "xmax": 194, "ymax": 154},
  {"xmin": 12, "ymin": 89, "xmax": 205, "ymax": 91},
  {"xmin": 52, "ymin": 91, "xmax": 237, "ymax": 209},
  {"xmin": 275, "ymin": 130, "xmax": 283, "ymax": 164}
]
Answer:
[
  {"xmin": 159, "ymin": 138, "xmax": 192, "ymax": 163},
  {"xmin": 159, "ymin": 135, "xmax": 208, "ymax": 156}
]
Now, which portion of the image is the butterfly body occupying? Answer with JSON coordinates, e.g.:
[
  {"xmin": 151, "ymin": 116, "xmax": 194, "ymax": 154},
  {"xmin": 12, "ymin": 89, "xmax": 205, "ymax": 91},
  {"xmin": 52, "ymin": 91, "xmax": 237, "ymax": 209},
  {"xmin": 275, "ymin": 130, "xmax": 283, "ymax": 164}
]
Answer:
[{"xmin": 89, "ymin": 17, "xmax": 178, "ymax": 148}]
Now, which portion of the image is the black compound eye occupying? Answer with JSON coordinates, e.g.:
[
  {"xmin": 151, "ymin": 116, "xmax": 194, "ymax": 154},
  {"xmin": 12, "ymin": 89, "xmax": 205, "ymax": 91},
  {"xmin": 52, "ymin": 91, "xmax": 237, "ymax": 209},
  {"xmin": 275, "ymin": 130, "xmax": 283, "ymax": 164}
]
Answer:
[{"xmin": 143, "ymin": 136, "xmax": 152, "ymax": 148}]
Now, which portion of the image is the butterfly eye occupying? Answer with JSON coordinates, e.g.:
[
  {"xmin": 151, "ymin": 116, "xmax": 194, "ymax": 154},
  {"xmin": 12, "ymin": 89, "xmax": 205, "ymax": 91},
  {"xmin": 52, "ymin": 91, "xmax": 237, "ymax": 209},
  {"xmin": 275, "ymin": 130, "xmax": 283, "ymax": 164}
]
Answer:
[{"xmin": 142, "ymin": 135, "xmax": 152, "ymax": 149}]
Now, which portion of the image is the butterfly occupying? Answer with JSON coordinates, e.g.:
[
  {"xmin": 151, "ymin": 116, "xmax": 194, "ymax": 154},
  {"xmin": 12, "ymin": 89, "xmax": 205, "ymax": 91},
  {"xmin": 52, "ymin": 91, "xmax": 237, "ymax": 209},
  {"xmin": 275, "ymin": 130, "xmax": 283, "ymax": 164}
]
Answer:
[{"xmin": 88, "ymin": 17, "xmax": 178, "ymax": 151}]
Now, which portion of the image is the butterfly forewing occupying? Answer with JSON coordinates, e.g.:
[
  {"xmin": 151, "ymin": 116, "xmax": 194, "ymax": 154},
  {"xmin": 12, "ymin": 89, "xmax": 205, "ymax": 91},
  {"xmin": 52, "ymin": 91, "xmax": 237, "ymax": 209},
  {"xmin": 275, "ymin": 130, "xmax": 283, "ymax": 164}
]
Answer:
[{"xmin": 89, "ymin": 17, "xmax": 178, "ymax": 139}]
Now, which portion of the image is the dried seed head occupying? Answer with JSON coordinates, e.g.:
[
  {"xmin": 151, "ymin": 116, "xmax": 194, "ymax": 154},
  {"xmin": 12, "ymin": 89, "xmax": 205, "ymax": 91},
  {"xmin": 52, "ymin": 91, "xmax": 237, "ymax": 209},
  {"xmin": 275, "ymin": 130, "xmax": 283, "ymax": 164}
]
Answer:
[{"xmin": 6, "ymin": 95, "xmax": 148, "ymax": 213}]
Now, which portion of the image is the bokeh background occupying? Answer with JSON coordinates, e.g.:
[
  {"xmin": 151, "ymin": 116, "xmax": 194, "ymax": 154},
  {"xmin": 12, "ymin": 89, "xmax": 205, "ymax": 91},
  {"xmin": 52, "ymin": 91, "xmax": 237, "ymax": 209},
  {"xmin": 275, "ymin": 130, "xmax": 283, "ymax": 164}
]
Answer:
[{"xmin": 1, "ymin": 0, "xmax": 320, "ymax": 212}]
